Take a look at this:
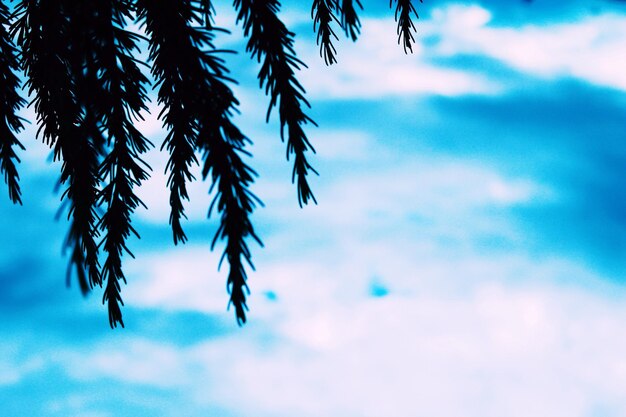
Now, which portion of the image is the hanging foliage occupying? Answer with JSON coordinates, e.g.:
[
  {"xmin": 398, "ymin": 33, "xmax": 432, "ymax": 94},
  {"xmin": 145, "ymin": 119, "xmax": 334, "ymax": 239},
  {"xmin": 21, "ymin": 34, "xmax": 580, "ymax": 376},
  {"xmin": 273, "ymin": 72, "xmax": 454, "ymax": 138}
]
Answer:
[{"xmin": 1, "ymin": 0, "xmax": 421, "ymax": 327}]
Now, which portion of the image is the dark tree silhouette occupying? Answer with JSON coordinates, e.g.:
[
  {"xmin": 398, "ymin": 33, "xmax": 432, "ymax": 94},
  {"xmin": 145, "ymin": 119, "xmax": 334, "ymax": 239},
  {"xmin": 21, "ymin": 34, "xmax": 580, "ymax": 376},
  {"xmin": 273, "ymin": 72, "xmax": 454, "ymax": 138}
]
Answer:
[{"xmin": 1, "ymin": 0, "xmax": 422, "ymax": 327}]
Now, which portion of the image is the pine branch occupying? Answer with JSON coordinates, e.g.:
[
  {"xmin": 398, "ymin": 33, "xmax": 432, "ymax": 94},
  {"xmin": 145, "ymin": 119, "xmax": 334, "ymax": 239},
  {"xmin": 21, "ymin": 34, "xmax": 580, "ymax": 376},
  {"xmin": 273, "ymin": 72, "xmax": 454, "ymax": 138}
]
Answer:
[
  {"xmin": 3, "ymin": 0, "xmax": 436, "ymax": 327},
  {"xmin": 63, "ymin": 3, "xmax": 114, "ymax": 293},
  {"xmin": 338, "ymin": 0, "xmax": 363, "ymax": 41},
  {"xmin": 200, "ymin": 0, "xmax": 214, "ymax": 27},
  {"xmin": 95, "ymin": 0, "xmax": 152, "ymax": 328},
  {"xmin": 311, "ymin": 0, "xmax": 340, "ymax": 65},
  {"xmin": 138, "ymin": 0, "xmax": 262, "ymax": 324},
  {"xmin": 201, "ymin": 118, "xmax": 262, "ymax": 325},
  {"xmin": 234, "ymin": 0, "xmax": 318, "ymax": 207},
  {"xmin": 0, "ymin": 3, "xmax": 26, "ymax": 205},
  {"xmin": 65, "ymin": 3, "xmax": 110, "ymax": 159},
  {"xmin": 194, "ymin": 65, "xmax": 263, "ymax": 325},
  {"xmin": 137, "ymin": 0, "xmax": 202, "ymax": 245},
  {"xmin": 391, "ymin": 0, "xmax": 421, "ymax": 53},
  {"xmin": 13, "ymin": 0, "xmax": 101, "ymax": 294}
]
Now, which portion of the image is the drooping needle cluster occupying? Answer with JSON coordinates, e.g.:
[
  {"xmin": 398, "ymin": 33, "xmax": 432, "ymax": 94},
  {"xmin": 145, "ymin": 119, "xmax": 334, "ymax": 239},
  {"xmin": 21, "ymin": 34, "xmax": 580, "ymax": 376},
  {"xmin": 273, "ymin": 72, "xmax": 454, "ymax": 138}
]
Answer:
[{"xmin": 0, "ymin": 0, "xmax": 422, "ymax": 327}]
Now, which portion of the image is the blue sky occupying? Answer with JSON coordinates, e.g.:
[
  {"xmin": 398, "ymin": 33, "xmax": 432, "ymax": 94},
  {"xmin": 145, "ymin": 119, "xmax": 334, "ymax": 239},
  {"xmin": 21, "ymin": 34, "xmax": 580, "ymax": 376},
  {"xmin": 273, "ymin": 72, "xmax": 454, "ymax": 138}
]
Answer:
[{"xmin": 2, "ymin": 1, "xmax": 626, "ymax": 416}]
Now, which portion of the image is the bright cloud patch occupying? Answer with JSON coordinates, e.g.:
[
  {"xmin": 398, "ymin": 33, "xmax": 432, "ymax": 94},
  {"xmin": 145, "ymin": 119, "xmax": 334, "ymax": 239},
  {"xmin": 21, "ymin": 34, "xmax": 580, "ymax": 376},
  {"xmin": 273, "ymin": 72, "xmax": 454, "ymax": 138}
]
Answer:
[
  {"xmin": 124, "ymin": 246, "xmax": 231, "ymax": 314},
  {"xmin": 297, "ymin": 16, "xmax": 500, "ymax": 99},
  {"xmin": 295, "ymin": 3, "xmax": 626, "ymax": 99},
  {"xmin": 126, "ymin": 152, "xmax": 552, "ymax": 318},
  {"xmin": 430, "ymin": 4, "xmax": 626, "ymax": 91},
  {"xmin": 57, "ymin": 259, "xmax": 626, "ymax": 417},
  {"xmin": 65, "ymin": 339, "xmax": 190, "ymax": 388},
  {"xmin": 215, "ymin": 282, "xmax": 626, "ymax": 417}
]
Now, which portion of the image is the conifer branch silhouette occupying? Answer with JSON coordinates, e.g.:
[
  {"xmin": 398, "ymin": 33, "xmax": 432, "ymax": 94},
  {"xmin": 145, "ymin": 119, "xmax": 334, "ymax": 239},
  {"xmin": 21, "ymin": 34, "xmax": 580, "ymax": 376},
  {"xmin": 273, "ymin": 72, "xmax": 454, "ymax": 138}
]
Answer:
[
  {"xmin": 63, "ymin": 3, "xmax": 115, "ymax": 292},
  {"xmin": 338, "ymin": 0, "xmax": 363, "ymax": 41},
  {"xmin": 137, "ymin": 0, "xmax": 200, "ymax": 245},
  {"xmin": 13, "ymin": 0, "xmax": 102, "ymax": 295},
  {"xmin": 234, "ymin": 0, "xmax": 318, "ymax": 207},
  {"xmin": 200, "ymin": 117, "xmax": 262, "ymax": 325},
  {"xmin": 94, "ymin": 0, "xmax": 152, "ymax": 328},
  {"xmin": 138, "ymin": 0, "xmax": 262, "ymax": 324},
  {"xmin": 200, "ymin": 0, "xmax": 214, "ymax": 28},
  {"xmin": 0, "ymin": 3, "xmax": 26, "ymax": 205},
  {"xmin": 312, "ymin": 0, "xmax": 340, "ymax": 65},
  {"xmin": 6, "ymin": 0, "xmax": 427, "ymax": 326},
  {"xmin": 391, "ymin": 0, "xmax": 421, "ymax": 53}
]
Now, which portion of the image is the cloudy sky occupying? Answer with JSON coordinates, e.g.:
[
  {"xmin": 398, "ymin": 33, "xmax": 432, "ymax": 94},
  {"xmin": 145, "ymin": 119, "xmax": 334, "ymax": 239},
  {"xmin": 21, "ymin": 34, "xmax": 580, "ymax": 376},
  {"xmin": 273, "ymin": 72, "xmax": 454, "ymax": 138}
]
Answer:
[{"xmin": 2, "ymin": 1, "xmax": 626, "ymax": 416}]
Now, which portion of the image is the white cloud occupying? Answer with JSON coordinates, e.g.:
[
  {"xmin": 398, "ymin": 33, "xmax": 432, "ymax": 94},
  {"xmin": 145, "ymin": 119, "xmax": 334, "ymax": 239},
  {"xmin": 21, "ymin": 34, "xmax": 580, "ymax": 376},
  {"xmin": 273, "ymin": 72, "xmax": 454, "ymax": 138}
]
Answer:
[
  {"xmin": 65, "ymin": 339, "xmax": 190, "ymax": 388},
  {"xmin": 124, "ymin": 246, "xmax": 231, "ymax": 315},
  {"xmin": 286, "ymin": 3, "xmax": 626, "ymax": 99},
  {"xmin": 0, "ymin": 353, "xmax": 44, "ymax": 386},
  {"xmin": 52, "ymin": 135, "xmax": 624, "ymax": 417},
  {"xmin": 124, "ymin": 149, "xmax": 553, "ymax": 314},
  {"xmin": 97, "ymin": 115, "xmax": 626, "ymax": 417},
  {"xmin": 429, "ymin": 5, "xmax": 626, "ymax": 91},
  {"xmin": 132, "ymin": 128, "xmax": 384, "ymax": 225},
  {"xmin": 296, "ymin": 16, "xmax": 501, "ymax": 99},
  {"xmin": 260, "ymin": 157, "xmax": 552, "ymax": 250},
  {"xmin": 61, "ymin": 259, "xmax": 626, "ymax": 417},
  {"xmin": 124, "ymin": 141, "xmax": 556, "ymax": 324},
  {"xmin": 207, "ymin": 280, "xmax": 626, "ymax": 417}
]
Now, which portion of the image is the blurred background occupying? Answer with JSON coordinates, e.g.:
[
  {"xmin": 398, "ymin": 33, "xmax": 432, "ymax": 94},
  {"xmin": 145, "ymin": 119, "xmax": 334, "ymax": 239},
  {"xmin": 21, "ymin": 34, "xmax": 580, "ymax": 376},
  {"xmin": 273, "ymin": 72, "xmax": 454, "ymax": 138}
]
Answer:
[{"xmin": 2, "ymin": 1, "xmax": 626, "ymax": 416}]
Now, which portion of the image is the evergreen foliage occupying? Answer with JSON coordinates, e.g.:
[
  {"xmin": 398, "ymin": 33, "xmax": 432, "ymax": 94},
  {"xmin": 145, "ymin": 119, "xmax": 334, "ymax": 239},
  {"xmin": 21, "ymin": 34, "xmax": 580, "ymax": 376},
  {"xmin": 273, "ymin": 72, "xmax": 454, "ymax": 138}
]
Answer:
[
  {"xmin": 393, "ymin": 0, "xmax": 421, "ymax": 53},
  {"xmin": 1, "ymin": 0, "xmax": 421, "ymax": 327},
  {"xmin": 0, "ymin": 3, "xmax": 25, "ymax": 206}
]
